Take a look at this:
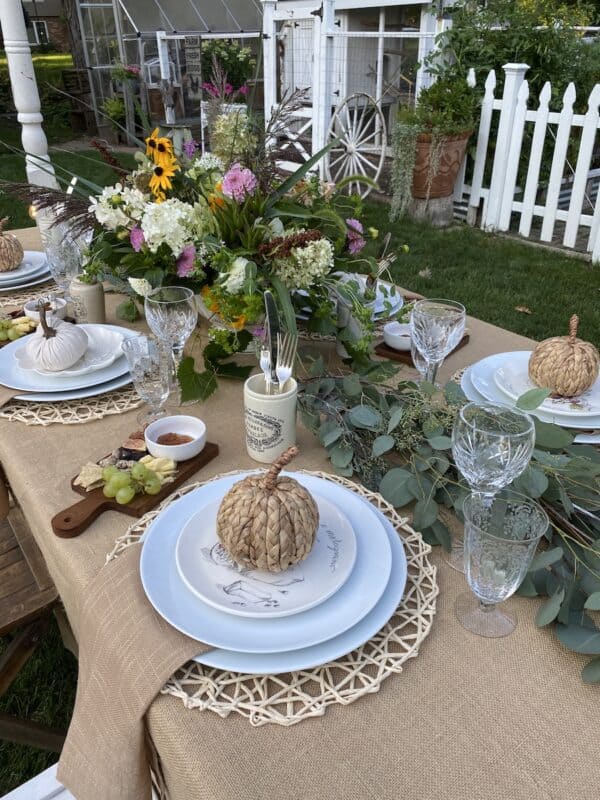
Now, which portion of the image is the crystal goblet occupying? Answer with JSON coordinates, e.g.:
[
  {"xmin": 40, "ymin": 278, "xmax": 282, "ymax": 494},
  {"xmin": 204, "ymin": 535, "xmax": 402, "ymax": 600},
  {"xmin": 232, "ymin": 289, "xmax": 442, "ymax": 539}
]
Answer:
[
  {"xmin": 410, "ymin": 299, "xmax": 466, "ymax": 384},
  {"xmin": 144, "ymin": 286, "xmax": 198, "ymax": 392},
  {"xmin": 455, "ymin": 491, "xmax": 548, "ymax": 638},
  {"xmin": 121, "ymin": 334, "xmax": 171, "ymax": 426},
  {"xmin": 448, "ymin": 402, "xmax": 536, "ymax": 572}
]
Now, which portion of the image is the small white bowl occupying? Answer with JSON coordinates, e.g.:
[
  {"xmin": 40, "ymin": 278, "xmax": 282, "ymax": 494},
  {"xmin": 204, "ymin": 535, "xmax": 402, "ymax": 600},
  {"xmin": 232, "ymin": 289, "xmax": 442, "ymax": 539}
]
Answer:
[
  {"xmin": 24, "ymin": 298, "xmax": 67, "ymax": 322},
  {"xmin": 383, "ymin": 321, "xmax": 411, "ymax": 351},
  {"xmin": 145, "ymin": 415, "xmax": 207, "ymax": 461}
]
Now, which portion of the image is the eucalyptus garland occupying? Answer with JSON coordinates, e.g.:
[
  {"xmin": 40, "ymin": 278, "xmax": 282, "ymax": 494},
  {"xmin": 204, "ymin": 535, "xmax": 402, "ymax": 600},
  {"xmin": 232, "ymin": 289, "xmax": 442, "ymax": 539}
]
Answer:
[{"xmin": 298, "ymin": 362, "xmax": 600, "ymax": 684}]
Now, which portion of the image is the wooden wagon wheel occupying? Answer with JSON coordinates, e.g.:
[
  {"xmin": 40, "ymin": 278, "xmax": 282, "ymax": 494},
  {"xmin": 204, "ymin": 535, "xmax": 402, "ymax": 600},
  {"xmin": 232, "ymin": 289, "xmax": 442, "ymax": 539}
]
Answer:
[{"xmin": 326, "ymin": 92, "xmax": 387, "ymax": 198}]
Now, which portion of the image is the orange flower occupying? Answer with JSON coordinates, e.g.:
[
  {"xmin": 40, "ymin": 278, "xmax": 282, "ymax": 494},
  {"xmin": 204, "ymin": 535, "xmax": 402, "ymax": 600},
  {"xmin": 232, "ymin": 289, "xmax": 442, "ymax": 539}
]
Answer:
[
  {"xmin": 201, "ymin": 286, "xmax": 220, "ymax": 314},
  {"xmin": 231, "ymin": 314, "xmax": 247, "ymax": 330},
  {"xmin": 208, "ymin": 180, "xmax": 225, "ymax": 211}
]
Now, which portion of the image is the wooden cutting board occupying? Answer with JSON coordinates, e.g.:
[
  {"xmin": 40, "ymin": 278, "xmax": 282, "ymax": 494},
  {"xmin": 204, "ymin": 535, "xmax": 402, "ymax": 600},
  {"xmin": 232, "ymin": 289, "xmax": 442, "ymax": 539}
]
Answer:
[
  {"xmin": 51, "ymin": 442, "xmax": 219, "ymax": 538},
  {"xmin": 375, "ymin": 333, "xmax": 470, "ymax": 366}
]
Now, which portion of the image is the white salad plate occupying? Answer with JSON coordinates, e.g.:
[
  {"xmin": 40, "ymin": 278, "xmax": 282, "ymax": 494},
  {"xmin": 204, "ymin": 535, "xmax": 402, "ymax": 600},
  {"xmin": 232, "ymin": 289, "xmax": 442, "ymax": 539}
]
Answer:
[
  {"xmin": 0, "ymin": 324, "xmax": 131, "ymax": 393},
  {"xmin": 194, "ymin": 497, "xmax": 407, "ymax": 674},
  {"xmin": 140, "ymin": 472, "xmax": 394, "ymax": 653},
  {"xmin": 493, "ymin": 350, "xmax": 600, "ymax": 418},
  {"xmin": 14, "ymin": 372, "xmax": 132, "ymax": 402},
  {"xmin": 15, "ymin": 325, "xmax": 124, "ymax": 378},
  {"xmin": 175, "ymin": 494, "xmax": 357, "ymax": 619},
  {"xmin": 335, "ymin": 274, "xmax": 403, "ymax": 318},
  {"xmin": 0, "ymin": 269, "xmax": 52, "ymax": 293},
  {"xmin": 0, "ymin": 252, "xmax": 48, "ymax": 284},
  {"xmin": 461, "ymin": 365, "xmax": 600, "ymax": 445}
]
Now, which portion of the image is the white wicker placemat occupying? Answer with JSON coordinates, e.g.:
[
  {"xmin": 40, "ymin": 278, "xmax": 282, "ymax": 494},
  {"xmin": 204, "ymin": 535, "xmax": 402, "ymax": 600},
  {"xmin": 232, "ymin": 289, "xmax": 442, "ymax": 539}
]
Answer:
[
  {"xmin": 107, "ymin": 470, "xmax": 438, "ymax": 727},
  {"xmin": 0, "ymin": 386, "xmax": 143, "ymax": 426},
  {"xmin": 0, "ymin": 280, "xmax": 56, "ymax": 311}
]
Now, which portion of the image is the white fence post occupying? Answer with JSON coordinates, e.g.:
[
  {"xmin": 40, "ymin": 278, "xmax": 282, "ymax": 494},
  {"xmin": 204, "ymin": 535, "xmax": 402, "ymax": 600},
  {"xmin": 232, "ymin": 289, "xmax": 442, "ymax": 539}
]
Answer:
[
  {"xmin": 262, "ymin": 0, "xmax": 277, "ymax": 126},
  {"xmin": 0, "ymin": 0, "xmax": 58, "ymax": 189},
  {"xmin": 498, "ymin": 79, "xmax": 529, "ymax": 230},
  {"xmin": 518, "ymin": 81, "xmax": 551, "ymax": 238},
  {"xmin": 467, "ymin": 69, "xmax": 496, "ymax": 226},
  {"xmin": 482, "ymin": 63, "xmax": 529, "ymax": 231},
  {"xmin": 540, "ymin": 82, "xmax": 576, "ymax": 242},
  {"xmin": 590, "ymin": 191, "xmax": 600, "ymax": 264}
]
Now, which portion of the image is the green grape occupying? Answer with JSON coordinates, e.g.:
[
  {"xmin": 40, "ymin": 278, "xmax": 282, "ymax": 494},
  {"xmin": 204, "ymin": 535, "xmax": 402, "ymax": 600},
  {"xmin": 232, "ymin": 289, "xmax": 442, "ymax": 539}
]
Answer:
[
  {"xmin": 0, "ymin": 330, "xmax": 8, "ymax": 342},
  {"xmin": 144, "ymin": 477, "xmax": 162, "ymax": 496},
  {"xmin": 7, "ymin": 327, "xmax": 20, "ymax": 341},
  {"xmin": 102, "ymin": 465, "xmax": 120, "ymax": 482},
  {"xmin": 110, "ymin": 471, "xmax": 132, "ymax": 490},
  {"xmin": 131, "ymin": 463, "xmax": 150, "ymax": 482},
  {"xmin": 115, "ymin": 485, "xmax": 136, "ymax": 505},
  {"xmin": 103, "ymin": 481, "xmax": 119, "ymax": 498}
]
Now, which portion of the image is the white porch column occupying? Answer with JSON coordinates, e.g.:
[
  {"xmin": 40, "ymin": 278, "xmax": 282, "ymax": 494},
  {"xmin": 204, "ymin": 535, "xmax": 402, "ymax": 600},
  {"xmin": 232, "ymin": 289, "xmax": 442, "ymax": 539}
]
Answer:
[{"xmin": 0, "ymin": 0, "xmax": 58, "ymax": 188}]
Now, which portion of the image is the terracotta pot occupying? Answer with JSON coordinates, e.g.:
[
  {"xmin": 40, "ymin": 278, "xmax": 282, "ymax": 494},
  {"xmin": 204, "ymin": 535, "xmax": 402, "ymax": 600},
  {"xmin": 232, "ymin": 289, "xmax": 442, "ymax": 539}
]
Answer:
[{"xmin": 412, "ymin": 131, "xmax": 472, "ymax": 200}]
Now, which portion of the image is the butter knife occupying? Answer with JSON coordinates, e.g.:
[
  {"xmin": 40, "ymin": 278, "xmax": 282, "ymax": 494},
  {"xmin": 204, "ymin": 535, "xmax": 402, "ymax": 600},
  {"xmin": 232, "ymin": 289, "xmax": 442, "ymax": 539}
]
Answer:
[{"xmin": 264, "ymin": 290, "xmax": 280, "ymax": 392}]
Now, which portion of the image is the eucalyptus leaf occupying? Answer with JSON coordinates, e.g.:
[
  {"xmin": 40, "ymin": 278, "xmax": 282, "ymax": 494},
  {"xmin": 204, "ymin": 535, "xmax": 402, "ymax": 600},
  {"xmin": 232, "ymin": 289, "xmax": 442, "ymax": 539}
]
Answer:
[
  {"xmin": 387, "ymin": 406, "xmax": 403, "ymax": 433},
  {"xmin": 329, "ymin": 442, "xmax": 354, "ymax": 469},
  {"xmin": 535, "ymin": 587, "xmax": 565, "ymax": 627},
  {"xmin": 581, "ymin": 657, "xmax": 600, "ymax": 684},
  {"xmin": 516, "ymin": 574, "xmax": 538, "ymax": 597},
  {"xmin": 319, "ymin": 421, "xmax": 343, "ymax": 448},
  {"xmin": 513, "ymin": 466, "xmax": 549, "ymax": 498},
  {"xmin": 427, "ymin": 435, "xmax": 453, "ymax": 450},
  {"xmin": 534, "ymin": 419, "xmax": 575, "ymax": 449},
  {"xmin": 516, "ymin": 387, "xmax": 551, "ymax": 410},
  {"xmin": 379, "ymin": 468, "xmax": 412, "ymax": 507},
  {"xmin": 342, "ymin": 373, "xmax": 362, "ymax": 397},
  {"xmin": 413, "ymin": 499, "xmax": 439, "ymax": 530},
  {"xmin": 529, "ymin": 547, "xmax": 564, "ymax": 572},
  {"xmin": 372, "ymin": 435, "xmax": 395, "ymax": 457},
  {"xmin": 444, "ymin": 380, "xmax": 466, "ymax": 404},
  {"xmin": 584, "ymin": 592, "xmax": 600, "ymax": 611},
  {"xmin": 348, "ymin": 405, "xmax": 382, "ymax": 429},
  {"xmin": 556, "ymin": 624, "xmax": 600, "ymax": 654}
]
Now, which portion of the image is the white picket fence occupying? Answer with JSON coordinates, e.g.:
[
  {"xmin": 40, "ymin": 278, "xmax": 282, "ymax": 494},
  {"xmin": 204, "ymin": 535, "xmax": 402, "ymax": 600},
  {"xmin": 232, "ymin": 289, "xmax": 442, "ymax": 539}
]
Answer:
[{"xmin": 456, "ymin": 63, "xmax": 600, "ymax": 263}]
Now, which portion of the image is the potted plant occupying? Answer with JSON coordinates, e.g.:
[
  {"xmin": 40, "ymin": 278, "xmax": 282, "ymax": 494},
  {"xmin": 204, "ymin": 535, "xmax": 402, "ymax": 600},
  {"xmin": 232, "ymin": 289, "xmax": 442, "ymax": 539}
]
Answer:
[{"xmin": 390, "ymin": 77, "xmax": 479, "ymax": 219}]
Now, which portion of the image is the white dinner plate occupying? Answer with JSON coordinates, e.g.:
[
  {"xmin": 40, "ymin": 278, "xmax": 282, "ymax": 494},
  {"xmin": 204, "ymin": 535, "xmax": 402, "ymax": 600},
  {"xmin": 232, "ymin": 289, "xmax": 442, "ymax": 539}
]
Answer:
[
  {"xmin": 0, "ymin": 265, "xmax": 50, "ymax": 288},
  {"xmin": 193, "ymin": 496, "xmax": 408, "ymax": 674},
  {"xmin": 15, "ymin": 325, "xmax": 124, "ymax": 378},
  {"xmin": 493, "ymin": 350, "xmax": 600, "ymax": 418},
  {"xmin": 14, "ymin": 372, "xmax": 132, "ymax": 402},
  {"xmin": 0, "ymin": 324, "xmax": 131, "ymax": 392},
  {"xmin": 461, "ymin": 366, "xmax": 600, "ymax": 445},
  {"xmin": 175, "ymin": 494, "xmax": 357, "ymax": 619},
  {"xmin": 0, "ymin": 271, "xmax": 52, "ymax": 293},
  {"xmin": 140, "ymin": 473, "xmax": 394, "ymax": 653},
  {"xmin": 0, "ymin": 252, "xmax": 47, "ymax": 284}
]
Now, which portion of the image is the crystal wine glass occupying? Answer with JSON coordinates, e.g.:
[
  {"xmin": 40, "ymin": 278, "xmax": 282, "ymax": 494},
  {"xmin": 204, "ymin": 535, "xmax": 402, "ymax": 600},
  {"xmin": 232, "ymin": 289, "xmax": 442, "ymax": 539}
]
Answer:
[
  {"xmin": 121, "ymin": 335, "xmax": 171, "ymax": 426},
  {"xmin": 144, "ymin": 286, "xmax": 198, "ymax": 391},
  {"xmin": 45, "ymin": 223, "xmax": 83, "ymax": 293},
  {"xmin": 455, "ymin": 491, "xmax": 548, "ymax": 637},
  {"xmin": 410, "ymin": 337, "xmax": 427, "ymax": 377},
  {"xmin": 448, "ymin": 402, "xmax": 536, "ymax": 572},
  {"xmin": 410, "ymin": 299, "xmax": 466, "ymax": 384}
]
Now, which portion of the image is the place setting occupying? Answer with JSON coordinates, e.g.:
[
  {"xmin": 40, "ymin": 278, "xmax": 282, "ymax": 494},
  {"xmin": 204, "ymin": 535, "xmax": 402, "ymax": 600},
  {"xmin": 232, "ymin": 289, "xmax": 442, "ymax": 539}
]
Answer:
[{"xmin": 0, "ymin": 217, "xmax": 52, "ymax": 295}]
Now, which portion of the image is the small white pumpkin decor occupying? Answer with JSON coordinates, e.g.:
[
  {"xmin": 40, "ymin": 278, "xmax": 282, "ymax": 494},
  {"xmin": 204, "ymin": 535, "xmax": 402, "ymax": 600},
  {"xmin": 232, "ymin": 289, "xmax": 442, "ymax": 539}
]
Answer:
[
  {"xmin": 0, "ymin": 218, "xmax": 24, "ymax": 272},
  {"xmin": 24, "ymin": 302, "xmax": 88, "ymax": 372},
  {"xmin": 529, "ymin": 314, "xmax": 599, "ymax": 398}
]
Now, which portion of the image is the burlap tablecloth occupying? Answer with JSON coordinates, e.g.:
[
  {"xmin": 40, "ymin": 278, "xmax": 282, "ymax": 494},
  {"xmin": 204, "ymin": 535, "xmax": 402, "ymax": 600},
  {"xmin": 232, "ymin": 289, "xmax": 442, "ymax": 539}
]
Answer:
[{"xmin": 1, "ymin": 228, "xmax": 598, "ymax": 800}]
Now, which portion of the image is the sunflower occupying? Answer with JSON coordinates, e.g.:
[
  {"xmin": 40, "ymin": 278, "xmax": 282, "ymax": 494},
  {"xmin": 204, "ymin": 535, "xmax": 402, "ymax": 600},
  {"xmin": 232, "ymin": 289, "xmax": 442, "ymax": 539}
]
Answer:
[
  {"xmin": 149, "ymin": 160, "xmax": 179, "ymax": 201},
  {"xmin": 145, "ymin": 127, "xmax": 174, "ymax": 167}
]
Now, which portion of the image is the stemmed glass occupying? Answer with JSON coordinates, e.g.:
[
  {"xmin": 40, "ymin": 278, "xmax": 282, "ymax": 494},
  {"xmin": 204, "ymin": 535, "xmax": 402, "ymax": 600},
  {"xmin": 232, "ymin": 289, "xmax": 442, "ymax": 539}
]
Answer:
[
  {"xmin": 44, "ymin": 222, "xmax": 88, "ymax": 316},
  {"xmin": 144, "ymin": 286, "xmax": 198, "ymax": 392},
  {"xmin": 456, "ymin": 490, "xmax": 548, "ymax": 637},
  {"xmin": 121, "ymin": 335, "xmax": 171, "ymax": 426},
  {"xmin": 410, "ymin": 337, "xmax": 427, "ymax": 377},
  {"xmin": 410, "ymin": 299, "xmax": 466, "ymax": 384},
  {"xmin": 448, "ymin": 402, "xmax": 536, "ymax": 572}
]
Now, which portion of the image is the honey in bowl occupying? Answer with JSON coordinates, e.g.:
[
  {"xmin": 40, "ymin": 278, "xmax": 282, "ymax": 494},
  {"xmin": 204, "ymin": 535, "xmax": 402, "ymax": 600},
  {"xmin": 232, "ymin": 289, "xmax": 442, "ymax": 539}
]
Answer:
[{"xmin": 156, "ymin": 432, "xmax": 194, "ymax": 446}]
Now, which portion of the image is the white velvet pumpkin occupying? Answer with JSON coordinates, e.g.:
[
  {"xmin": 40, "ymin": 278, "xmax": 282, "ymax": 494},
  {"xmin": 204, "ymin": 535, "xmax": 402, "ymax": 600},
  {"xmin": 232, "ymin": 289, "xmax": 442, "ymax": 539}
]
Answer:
[{"xmin": 24, "ymin": 313, "xmax": 88, "ymax": 372}]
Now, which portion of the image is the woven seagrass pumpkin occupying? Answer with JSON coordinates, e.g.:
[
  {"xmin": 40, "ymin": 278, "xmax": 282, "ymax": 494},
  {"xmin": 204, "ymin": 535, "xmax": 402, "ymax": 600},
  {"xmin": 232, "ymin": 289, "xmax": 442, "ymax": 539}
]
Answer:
[
  {"xmin": 0, "ymin": 218, "xmax": 24, "ymax": 272},
  {"xmin": 216, "ymin": 446, "xmax": 319, "ymax": 573},
  {"xmin": 528, "ymin": 314, "xmax": 599, "ymax": 398}
]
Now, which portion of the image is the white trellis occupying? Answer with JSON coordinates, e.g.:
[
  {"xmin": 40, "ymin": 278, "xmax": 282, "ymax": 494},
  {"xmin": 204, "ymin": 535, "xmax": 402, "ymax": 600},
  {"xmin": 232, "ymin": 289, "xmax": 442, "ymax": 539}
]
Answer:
[{"xmin": 458, "ymin": 63, "xmax": 600, "ymax": 263}]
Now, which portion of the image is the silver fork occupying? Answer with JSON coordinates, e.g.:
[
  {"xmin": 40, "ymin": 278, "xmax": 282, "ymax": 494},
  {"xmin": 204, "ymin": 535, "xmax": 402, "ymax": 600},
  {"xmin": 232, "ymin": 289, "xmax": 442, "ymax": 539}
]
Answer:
[
  {"xmin": 275, "ymin": 331, "xmax": 297, "ymax": 393},
  {"xmin": 259, "ymin": 346, "xmax": 272, "ymax": 394}
]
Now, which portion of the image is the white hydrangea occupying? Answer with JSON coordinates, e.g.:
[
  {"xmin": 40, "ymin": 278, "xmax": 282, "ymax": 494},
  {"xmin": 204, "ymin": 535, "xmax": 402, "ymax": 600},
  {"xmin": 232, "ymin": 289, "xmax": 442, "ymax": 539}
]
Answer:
[
  {"xmin": 140, "ymin": 199, "xmax": 195, "ymax": 257},
  {"xmin": 222, "ymin": 257, "xmax": 248, "ymax": 295},
  {"xmin": 275, "ymin": 238, "xmax": 335, "ymax": 290},
  {"xmin": 128, "ymin": 277, "xmax": 153, "ymax": 298},
  {"xmin": 120, "ymin": 187, "xmax": 147, "ymax": 221},
  {"xmin": 188, "ymin": 152, "xmax": 224, "ymax": 180},
  {"xmin": 89, "ymin": 183, "xmax": 129, "ymax": 230}
]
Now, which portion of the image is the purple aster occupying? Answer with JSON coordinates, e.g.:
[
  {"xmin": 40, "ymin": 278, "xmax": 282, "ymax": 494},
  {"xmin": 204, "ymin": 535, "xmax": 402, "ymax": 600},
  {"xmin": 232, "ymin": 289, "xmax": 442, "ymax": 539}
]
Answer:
[
  {"xmin": 346, "ymin": 217, "xmax": 366, "ymax": 254},
  {"xmin": 346, "ymin": 218, "xmax": 363, "ymax": 235},
  {"xmin": 176, "ymin": 244, "xmax": 196, "ymax": 277},
  {"xmin": 222, "ymin": 163, "xmax": 258, "ymax": 202},
  {"xmin": 129, "ymin": 225, "xmax": 144, "ymax": 252},
  {"xmin": 182, "ymin": 138, "xmax": 198, "ymax": 159}
]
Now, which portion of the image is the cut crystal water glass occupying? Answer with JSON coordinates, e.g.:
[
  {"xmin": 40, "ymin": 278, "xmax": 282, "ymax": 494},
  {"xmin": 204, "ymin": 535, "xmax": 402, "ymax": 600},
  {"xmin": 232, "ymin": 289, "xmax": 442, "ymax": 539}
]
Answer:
[
  {"xmin": 409, "ymin": 299, "xmax": 465, "ymax": 384},
  {"xmin": 121, "ymin": 334, "xmax": 171, "ymax": 426},
  {"xmin": 455, "ymin": 491, "xmax": 548, "ymax": 638},
  {"xmin": 144, "ymin": 286, "xmax": 198, "ymax": 392},
  {"xmin": 448, "ymin": 401, "xmax": 536, "ymax": 572}
]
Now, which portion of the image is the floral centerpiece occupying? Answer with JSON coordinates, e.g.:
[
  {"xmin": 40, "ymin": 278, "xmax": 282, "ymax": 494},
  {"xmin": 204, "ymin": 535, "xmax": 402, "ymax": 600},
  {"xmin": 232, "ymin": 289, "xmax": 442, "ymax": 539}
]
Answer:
[{"xmin": 80, "ymin": 113, "xmax": 386, "ymax": 399}]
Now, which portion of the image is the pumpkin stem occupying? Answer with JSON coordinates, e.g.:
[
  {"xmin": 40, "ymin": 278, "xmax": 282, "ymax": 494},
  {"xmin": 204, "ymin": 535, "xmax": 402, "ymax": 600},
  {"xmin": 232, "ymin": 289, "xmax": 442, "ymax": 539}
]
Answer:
[
  {"xmin": 37, "ymin": 300, "xmax": 57, "ymax": 339},
  {"xmin": 263, "ymin": 446, "xmax": 299, "ymax": 490},
  {"xmin": 568, "ymin": 314, "xmax": 579, "ymax": 343}
]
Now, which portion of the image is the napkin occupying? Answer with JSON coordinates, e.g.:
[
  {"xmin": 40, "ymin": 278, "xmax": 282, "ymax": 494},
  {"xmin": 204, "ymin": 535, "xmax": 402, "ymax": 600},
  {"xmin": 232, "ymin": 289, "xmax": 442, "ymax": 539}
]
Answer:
[
  {"xmin": 0, "ymin": 384, "xmax": 21, "ymax": 408},
  {"xmin": 58, "ymin": 545, "xmax": 207, "ymax": 800}
]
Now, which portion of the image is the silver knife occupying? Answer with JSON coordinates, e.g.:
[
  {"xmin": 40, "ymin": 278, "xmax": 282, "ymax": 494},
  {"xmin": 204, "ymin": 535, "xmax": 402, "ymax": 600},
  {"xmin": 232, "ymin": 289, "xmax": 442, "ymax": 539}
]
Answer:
[{"xmin": 264, "ymin": 290, "xmax": 280, "ymax": 393}]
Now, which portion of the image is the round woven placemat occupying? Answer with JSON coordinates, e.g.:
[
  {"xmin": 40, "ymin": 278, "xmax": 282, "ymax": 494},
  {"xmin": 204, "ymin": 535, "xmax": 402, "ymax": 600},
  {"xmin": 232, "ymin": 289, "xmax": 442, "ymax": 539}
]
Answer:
[
  {"xmin": 0, "ymin": 280, "xmax": 56, "ymax": 311},
  {"xmin": 0, "ymin": 386, "xmax": 143, "ymax": 426},
  {"xmin": 107, "ymin": 470, "xmax": 438, "ymax": 727}
]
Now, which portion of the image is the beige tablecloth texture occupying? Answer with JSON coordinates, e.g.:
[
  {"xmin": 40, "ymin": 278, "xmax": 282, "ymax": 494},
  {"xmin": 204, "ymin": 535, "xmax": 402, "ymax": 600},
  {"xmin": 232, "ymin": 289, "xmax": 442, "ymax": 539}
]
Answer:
[{"xmin": 2, "ymin": 227, "xmax": 599, "ymax": 800}]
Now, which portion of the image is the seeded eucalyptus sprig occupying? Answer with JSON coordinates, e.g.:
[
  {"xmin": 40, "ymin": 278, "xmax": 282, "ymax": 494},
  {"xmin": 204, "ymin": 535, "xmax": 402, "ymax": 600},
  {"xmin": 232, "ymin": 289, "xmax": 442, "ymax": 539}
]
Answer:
[{"xmin": 298, "ymin": 363, "xmax": 600, "ymax": 683}]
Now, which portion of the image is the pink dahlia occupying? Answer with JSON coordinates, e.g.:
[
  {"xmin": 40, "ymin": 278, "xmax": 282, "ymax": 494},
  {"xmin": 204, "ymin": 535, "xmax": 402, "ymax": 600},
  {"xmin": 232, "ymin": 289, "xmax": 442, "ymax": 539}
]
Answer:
[
  {"xmin": 222, "ymin": 163, "xmax": 258, "ymax": 202},
  {"xmin": 130, "ymin": 226, "xmax": 145, "ymax": 252},
  {"xmin": 176, "ymin": 244, "xmax": 196, "ymax": 277},
  {"xmin": 346, "ymin": 217, "xmax": 366, "ymax": 255}
]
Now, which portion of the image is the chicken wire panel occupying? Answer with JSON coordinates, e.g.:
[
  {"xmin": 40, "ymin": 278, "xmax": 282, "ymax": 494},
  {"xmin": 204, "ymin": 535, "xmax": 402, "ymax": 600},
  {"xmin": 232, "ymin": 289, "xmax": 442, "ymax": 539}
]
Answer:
[{"xmin": 116, "ymin": 0, "xmax": 262, "ymax": 33}]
